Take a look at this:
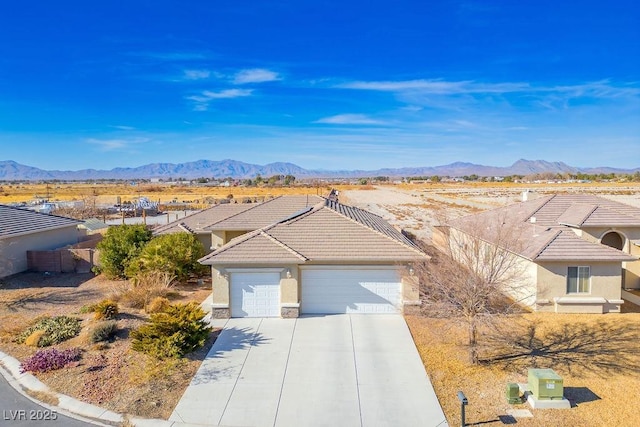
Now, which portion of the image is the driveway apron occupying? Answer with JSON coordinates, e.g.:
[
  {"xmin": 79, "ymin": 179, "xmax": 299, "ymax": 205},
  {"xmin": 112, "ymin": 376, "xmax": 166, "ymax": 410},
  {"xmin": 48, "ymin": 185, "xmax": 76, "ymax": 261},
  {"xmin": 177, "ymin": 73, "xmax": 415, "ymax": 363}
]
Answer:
[{"xmin": 170, "ymin": 315, "xmax": 448, "ymax": 427}]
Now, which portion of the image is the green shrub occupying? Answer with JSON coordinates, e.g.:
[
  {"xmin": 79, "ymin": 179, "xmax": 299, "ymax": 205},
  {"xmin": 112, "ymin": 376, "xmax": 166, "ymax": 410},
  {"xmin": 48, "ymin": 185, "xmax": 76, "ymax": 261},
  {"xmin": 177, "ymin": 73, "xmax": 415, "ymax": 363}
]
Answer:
[
  {"xmin": 147, "ymin": 296, "xmax": 171, "ymax": 314},
  {"xmin": 93, "ymin": 299, "xmax": 119, "ymax": 320},
  {"xmin": 96, "ymin": 224, "xmax": 153, "ymax": 279},
  {"xmin": 125, "ymin": 233, "xmax": 206, "ymax": 281},
  {"xmin": 16, "ymin": 316, "xmax": 82, "ymax": 347},
  {"xmin": 131, "ymin": 302, "xmax": 211, "ymax": 359},
  {"xmin": 90, "ymin": 321, "xmax": 118, "ymax": 343},
  {"xmin": 79, "ymin": 304, "xmax": 97, "ymax": 314}
]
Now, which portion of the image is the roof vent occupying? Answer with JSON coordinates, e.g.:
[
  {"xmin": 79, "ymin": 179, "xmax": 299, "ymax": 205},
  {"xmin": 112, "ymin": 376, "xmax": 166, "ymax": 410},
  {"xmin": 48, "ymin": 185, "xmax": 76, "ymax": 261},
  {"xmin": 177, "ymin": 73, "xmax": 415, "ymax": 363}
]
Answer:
[{"xmin": 530, "ymin": 217, "xmax": 536, "ymax": 224}]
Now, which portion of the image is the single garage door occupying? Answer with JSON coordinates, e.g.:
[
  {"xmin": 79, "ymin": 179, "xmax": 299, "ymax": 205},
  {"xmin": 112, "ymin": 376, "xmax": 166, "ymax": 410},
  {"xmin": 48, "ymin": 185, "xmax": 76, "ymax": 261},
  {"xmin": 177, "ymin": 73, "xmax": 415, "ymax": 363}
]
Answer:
[
  {"xmin": 230, "ymin": 271, "xmax": 281, "ymax": 317},
  {"xmin": 301, "ymin": 267, "xmax": 401, "ymax": 314}
]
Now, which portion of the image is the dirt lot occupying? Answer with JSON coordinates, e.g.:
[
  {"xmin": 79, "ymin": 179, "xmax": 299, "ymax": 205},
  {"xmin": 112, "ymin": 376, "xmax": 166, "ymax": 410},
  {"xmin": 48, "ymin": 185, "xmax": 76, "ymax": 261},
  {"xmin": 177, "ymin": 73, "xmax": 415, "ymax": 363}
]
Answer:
[
  {"xmin": 0, "ymin": 272, "xmax": 213, "ymax": 419},
  {"xmin": 406, "ymin": 311, "xmax": 640, "ymax": 427},
  {"xmin": 345, "ymin": 183, "xmax": 640, "ymax": 426}
]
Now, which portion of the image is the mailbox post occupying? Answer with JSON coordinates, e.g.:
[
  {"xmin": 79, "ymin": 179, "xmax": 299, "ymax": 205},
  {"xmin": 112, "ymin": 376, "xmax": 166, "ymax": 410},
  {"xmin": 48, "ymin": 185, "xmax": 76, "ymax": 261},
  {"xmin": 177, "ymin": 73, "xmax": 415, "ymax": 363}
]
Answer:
[{"xmin": 457, "ymin": 391, "xmax": 468, "ymax": 427}]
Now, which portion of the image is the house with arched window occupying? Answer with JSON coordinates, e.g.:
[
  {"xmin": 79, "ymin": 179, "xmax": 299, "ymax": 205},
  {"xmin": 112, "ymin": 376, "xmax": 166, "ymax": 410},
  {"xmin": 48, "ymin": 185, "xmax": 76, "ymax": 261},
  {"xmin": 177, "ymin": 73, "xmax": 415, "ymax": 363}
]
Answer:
[{"xmin": 438, "ymin": 193, "xmax": 640, "ymax": 314}]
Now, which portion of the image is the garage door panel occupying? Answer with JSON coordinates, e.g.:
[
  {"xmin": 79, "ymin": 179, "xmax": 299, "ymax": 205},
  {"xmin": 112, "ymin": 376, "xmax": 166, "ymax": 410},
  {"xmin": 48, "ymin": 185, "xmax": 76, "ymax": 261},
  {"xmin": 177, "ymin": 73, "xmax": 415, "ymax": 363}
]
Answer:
[
  {"xmin": 231, "ymin": 272, "xmax": 280, "ymax": 318},
  {"xmin": 302, "ymin": 268, "xmax": 401, "ymax": 314}
]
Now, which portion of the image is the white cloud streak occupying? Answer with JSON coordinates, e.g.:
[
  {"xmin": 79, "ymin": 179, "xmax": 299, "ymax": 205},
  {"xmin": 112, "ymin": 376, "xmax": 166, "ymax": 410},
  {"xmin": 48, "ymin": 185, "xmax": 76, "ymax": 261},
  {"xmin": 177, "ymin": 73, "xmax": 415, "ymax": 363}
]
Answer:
[
  {"xmin": 233, "ymin": 68, "xmax": 281, "ymax": 84},
  {"xmin": 314, "ymin": 114, "xmax": 387, "ymax": 125},
  {"xmin": 86, "ymin": 137, "xmax": 150, "ymax": 151},
  {"xmin": 186, "ymin": 89, "xmax": 253, "ymax": 111},
  {"xmin": 182, "ymin": 69, "xmax": 210, "ymax": 80}
]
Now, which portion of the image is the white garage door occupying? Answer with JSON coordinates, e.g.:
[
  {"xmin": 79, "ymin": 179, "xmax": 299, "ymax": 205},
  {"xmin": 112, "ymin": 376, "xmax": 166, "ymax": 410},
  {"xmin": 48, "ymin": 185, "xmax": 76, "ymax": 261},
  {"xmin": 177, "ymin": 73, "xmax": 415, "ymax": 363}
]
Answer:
[
  {"xmin": 230, "ymin": 271, "xmax": 281, "ymax": 317},
  {"xmin": 301, "ymin": 267, "xmax": 402, "ymax": 314}
]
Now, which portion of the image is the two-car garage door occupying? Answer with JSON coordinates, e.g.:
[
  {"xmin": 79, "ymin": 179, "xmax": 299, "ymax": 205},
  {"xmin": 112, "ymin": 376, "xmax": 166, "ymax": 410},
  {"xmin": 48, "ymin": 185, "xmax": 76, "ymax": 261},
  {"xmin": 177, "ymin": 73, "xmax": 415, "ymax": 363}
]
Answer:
[
  {"xmin": 301, "ymin": 267, "xmax": 402, "ymax": 314},
  {"xmin": 230, "ymin": 267, "xmax": 402, "ymax": 317}
]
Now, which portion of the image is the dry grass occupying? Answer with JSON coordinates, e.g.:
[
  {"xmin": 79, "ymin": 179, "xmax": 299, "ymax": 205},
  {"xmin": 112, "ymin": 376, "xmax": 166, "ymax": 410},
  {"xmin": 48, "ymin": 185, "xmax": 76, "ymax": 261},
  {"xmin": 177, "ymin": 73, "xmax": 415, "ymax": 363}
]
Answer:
[
  {"xmin": 406, "ymin": 310, "xmax": 640, "ymax": 426},
  {"xmin": 0, "ymin": 272, "xmax": 214, "ymax": 419},
  {"xmin": 25, "ymin": 389, "xmax": 60, "ymax": 406},
  {"xmin": 0, "ymin": 182, "xmax": 337, "ymax": 205}
]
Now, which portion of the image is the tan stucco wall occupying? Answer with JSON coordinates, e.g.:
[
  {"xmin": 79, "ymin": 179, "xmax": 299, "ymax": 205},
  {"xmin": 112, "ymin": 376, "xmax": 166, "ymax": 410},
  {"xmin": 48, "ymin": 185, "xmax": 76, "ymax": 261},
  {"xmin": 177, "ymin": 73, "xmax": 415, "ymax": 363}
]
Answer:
[
  {"xmin": 0, "ymin": 226, "xmax": 80, "ymax": 278},
  {"xmin": 211, "ymin": 231, "xmax": 225, "ymax": 250},
  {"xmin": 536, "ymin": 262, "xmax": 622, "ymax": 313},
  {"xmin": 580, "ymin": 226, "xmax": 640, "ymax": 290},
  {"xmin": 209, "ymin": 264, "xmax": 300, "ymax": 312},
  {"xmin": 196, "ymin": 233, "xmax": 213, "ymax": 254}
]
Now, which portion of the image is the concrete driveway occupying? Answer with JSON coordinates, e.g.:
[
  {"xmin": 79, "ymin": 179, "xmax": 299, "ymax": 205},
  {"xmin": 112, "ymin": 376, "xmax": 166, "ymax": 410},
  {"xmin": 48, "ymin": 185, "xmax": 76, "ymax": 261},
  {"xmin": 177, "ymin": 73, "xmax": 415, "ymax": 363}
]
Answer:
[{"xmin": 170, "ymin": 315, "xmax": 448, "ymax": 427}]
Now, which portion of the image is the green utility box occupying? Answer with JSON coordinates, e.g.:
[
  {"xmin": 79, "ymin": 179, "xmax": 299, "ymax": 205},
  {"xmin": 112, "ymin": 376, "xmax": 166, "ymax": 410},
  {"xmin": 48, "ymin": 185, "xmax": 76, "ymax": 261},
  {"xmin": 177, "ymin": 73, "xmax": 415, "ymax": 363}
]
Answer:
[
  {"xmin": 506, "ymin": 383, "xmax": 521, "ymax": 404},
  {"xmin": 528, "ymin": 369, "xmax": 564, "ymax": 400}
]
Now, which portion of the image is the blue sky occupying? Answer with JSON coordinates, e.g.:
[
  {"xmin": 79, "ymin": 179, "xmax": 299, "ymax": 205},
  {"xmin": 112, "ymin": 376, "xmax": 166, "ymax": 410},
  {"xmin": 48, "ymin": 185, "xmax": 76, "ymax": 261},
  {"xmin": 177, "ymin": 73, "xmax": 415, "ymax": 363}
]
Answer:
[{"xmin": 0, "ymin": 1, "xmax": 638, "ymax": 171}]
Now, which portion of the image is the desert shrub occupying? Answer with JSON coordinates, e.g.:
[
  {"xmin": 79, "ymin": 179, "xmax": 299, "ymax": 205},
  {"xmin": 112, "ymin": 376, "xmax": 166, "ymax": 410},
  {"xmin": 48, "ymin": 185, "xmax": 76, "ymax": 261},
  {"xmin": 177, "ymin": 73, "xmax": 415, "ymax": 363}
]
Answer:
[
  {"xmin": 90, "ymin": 321, "xmax": 118, "ymax": 343},
  {"xmin": 131, "ymin": 302, "xmax": 211, "ymax": 359},
  {"xmin": 96, "ymin": 224, "xmax": 153, "ymax": 279},
  {"xmin": 125, "ymin": 233, "xmax": 206, "ymax": 281},
  {"xmin": 79, "ymin": 303, "xmax": 97, "ymax": 314},
  {"xmin": 147, "ymin": 296, "xmax": 171, "ymax": 314},
  {"xmin": 118, "ymin": 270, "xmax": 175, "ymax": 309},
  {"xmin": 16, "ymin": 316, "xmax": 82, "ymax": 347},
  {"xmin": 20, "ymin": 348, "xmax": 82, "ymax": 373},
  {"xmin": 93, "ymin": 299, "xmax": 119, "ymax": 320},
  {"xmin": 24, "ymin": 330, "xmax": 46, "ymax": 347}
]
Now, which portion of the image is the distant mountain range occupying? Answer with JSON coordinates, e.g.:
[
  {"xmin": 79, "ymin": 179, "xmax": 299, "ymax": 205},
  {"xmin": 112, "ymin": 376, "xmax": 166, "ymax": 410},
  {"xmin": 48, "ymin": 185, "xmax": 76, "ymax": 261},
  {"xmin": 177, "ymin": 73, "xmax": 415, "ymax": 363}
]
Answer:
[{"xmin": 0, "ymin": 159, "xmax": 638, "ymax": 181}]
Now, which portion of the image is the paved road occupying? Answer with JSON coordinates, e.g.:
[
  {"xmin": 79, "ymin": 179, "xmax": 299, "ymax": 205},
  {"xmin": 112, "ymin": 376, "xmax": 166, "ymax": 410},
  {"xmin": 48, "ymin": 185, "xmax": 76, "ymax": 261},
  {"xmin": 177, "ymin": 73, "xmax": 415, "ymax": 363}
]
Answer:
[
  {"xmin": 171, "ymin": 315, "xmax": 448, "ymax": 427},
  {"xmin": 0, "ymin": 374, "xmax": 95, "ymax": 427}
]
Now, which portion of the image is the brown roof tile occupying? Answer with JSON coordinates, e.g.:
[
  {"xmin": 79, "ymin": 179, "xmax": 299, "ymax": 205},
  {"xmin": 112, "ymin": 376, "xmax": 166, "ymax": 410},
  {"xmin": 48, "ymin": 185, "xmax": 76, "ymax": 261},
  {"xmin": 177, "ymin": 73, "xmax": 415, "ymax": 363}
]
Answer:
[
  {"xmin": 200, "ymin": 200, "xmax": 426, "ymax": 265},
  {"xmin": 153, "ymin": 203, "xmax": 254, "ymax": 235},
  {"xmin": 205, "ymin": 195, "xmax": 325, "ymax": 231},
  {"xmin": 0, "ymin": 205, "xmax": 81, "ymax": 239}
]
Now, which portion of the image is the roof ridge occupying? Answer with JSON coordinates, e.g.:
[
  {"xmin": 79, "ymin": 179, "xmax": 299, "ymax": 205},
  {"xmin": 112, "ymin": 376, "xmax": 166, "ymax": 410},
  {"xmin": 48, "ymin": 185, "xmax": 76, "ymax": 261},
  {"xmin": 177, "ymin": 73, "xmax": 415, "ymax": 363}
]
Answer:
[
  {"xmin": 525, "ymin": 194, "xmax": 556, "ymax": 222},
  {"xmin": 260, "ymin": 231, "xmax": 309, "ymax": 261},
  {"xmin": 198, "ymin": 228, "xmax": 263, "ymax": 262},
  {"xmin": 577, "ymin": 204, "xmax": 599, "ymax": 227},
  {"xmin": 322, "ymin": 201, "xmax": 425, "ymax": 256},
  {"xmin": 177, "ymin": 222, "xmax": 194, "ymax": 233},
  {"xmin": 531, "ymin": 228, "xmax": 563, "ymax": 260}
]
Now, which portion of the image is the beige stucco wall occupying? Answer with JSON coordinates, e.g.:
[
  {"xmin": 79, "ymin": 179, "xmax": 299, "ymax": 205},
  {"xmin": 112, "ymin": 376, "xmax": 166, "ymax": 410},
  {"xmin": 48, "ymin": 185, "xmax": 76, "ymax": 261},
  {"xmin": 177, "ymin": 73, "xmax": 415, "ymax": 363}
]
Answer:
[
  {"xmin": 0, "ymin": 226, "xmax": 80, "ymax": 278},
  {"xmin": 536, "ymin": 261, "xmax": 622, "ymax": 313},
  {"xmin": 209, "ymin": 264, "xmax": 300, "ymax": 313},
  {"xmin": 580, "ymin": 226, "xmax": 640, "ymax": 290},
  {"xmin": 195, "ymin": 233, "xmax": 213, "ymax": 254},
  {"xmin": 210, "ymin": 230, "xmax": 251, "ymax": 251}
]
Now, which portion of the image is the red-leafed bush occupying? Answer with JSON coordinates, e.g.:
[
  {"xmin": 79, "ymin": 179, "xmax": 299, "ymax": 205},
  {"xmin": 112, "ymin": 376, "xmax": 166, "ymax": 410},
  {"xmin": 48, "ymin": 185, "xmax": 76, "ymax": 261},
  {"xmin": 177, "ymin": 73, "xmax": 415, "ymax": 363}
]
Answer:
[{"xmin": 20, "ymin": 348, "xmax": 82, "ymax": 373}]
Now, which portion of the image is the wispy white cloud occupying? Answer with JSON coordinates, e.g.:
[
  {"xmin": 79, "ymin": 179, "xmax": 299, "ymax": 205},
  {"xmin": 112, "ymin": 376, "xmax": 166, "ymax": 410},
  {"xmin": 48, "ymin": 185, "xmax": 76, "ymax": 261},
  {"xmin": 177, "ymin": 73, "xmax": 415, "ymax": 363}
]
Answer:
[
  {"xmin": 86, "ymin": 137, "xmax": 150, "ymax": 151},
  {"xmin": 182, "ymin": 69, "xmax": 210, "ymax": 80},
  {"xmin": 314, "ymin": 114, "xmax": 387, "ymax": 125},
  {"xmin": 233, "ymin": 68, "xmax": 281, "ymax": 84},
  {"xmin": 186, "ymin": 88, "xmax": 253, "ymax": 111},
  {"xmin": 110, "ymin": 125, "xmax": 136, "ymax": 131},
  {"xmin": 337, "ymin": 79, "xmax": 529, "ymax": 94}
]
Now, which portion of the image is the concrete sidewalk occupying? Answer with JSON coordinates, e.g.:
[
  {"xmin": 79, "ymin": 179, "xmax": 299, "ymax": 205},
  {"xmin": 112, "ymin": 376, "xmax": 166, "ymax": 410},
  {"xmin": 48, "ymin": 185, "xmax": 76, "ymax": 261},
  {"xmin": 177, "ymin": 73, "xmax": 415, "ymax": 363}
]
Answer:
[{"xmin": 170, "ymin": 315, "xmax": 448, "ymax": 427}]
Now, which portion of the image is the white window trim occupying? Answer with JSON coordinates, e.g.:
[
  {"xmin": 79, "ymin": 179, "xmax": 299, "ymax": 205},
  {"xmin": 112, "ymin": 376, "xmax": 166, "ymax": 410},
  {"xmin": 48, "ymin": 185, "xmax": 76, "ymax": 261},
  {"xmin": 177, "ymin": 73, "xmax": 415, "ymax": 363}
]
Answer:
[{"xmin": 567, "ymin": 266, "xmax": 591, "ymax": 294}]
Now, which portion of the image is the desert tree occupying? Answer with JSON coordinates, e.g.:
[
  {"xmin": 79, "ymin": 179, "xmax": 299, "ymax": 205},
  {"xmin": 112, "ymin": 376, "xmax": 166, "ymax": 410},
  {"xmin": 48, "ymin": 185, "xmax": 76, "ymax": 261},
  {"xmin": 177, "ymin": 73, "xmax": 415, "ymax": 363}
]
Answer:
[{"xmin": 413, "ymin": 211, "xmax": 534, "ymax": 364}]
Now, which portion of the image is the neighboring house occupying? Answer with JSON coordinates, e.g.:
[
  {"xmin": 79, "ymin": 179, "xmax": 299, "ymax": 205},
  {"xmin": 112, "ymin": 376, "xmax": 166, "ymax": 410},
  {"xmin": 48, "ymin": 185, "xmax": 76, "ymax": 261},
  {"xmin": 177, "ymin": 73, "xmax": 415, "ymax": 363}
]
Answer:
[
  {"xmin": 438, "ymin": 194, "xmax": 640, "ymax": 314},
  {"xmin": 200, "ymin": 199, "xmax": 426, "ymax": 318},
  {"xmin": 153, "ymin": 195, "xmax": 325, "ymax": 252},
  {"xmin": 79, "ymin": 218, "xmax": 109, "ymax": 236},
  {"xmin": 0, "ymin": 205, "xmax": 81, "ymax": 278}
]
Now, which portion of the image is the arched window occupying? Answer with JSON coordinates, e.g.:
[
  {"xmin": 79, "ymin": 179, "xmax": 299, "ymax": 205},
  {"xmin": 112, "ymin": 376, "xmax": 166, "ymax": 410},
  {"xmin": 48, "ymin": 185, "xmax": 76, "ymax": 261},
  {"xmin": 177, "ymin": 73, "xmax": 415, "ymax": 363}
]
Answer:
[{"xmin": 601, "ymin": 231, "xmax": 624, "ymax": 251}]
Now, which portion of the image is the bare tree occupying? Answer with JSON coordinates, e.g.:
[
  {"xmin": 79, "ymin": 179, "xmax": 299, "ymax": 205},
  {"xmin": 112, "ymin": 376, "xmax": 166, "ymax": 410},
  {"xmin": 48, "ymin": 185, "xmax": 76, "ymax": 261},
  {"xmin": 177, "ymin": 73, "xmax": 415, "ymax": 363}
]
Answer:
[{"xmin": 413, "ymin": 211, "xmax": 534, "ymax": 364}]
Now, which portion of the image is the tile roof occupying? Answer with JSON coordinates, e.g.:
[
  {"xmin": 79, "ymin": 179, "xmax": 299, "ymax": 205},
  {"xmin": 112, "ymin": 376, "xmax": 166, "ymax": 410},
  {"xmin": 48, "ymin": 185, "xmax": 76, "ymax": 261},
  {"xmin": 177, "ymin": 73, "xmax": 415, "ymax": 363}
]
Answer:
[
  {"xmin": 200, "ymin": 200, "xmax": 426, "ymax": 265},
  {"xmin": 0, "ymin": 205, "xmax": 81, "ymax": 239},
  {"xmin": 205, "ymin": 195, "xmax": 325, "ymax": 231},
  {"xmin": 534, "ymin": 230, "xmax": 636, "ymax": 262},
  {"xmin": 153, "ymin": 203, "xmax": 253, "ymax": 235},
  {"xmin": 447, "ymin": 193, "xmax": 640, "ymax": 262}
]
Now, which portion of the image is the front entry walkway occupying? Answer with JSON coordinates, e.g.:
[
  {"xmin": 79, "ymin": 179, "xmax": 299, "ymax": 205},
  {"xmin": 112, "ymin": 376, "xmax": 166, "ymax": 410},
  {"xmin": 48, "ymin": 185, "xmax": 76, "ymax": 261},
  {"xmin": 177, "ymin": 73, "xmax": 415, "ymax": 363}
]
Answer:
[{"xmin": 170, "ymin": 315, "xmax": 448, "ymax": 427}]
